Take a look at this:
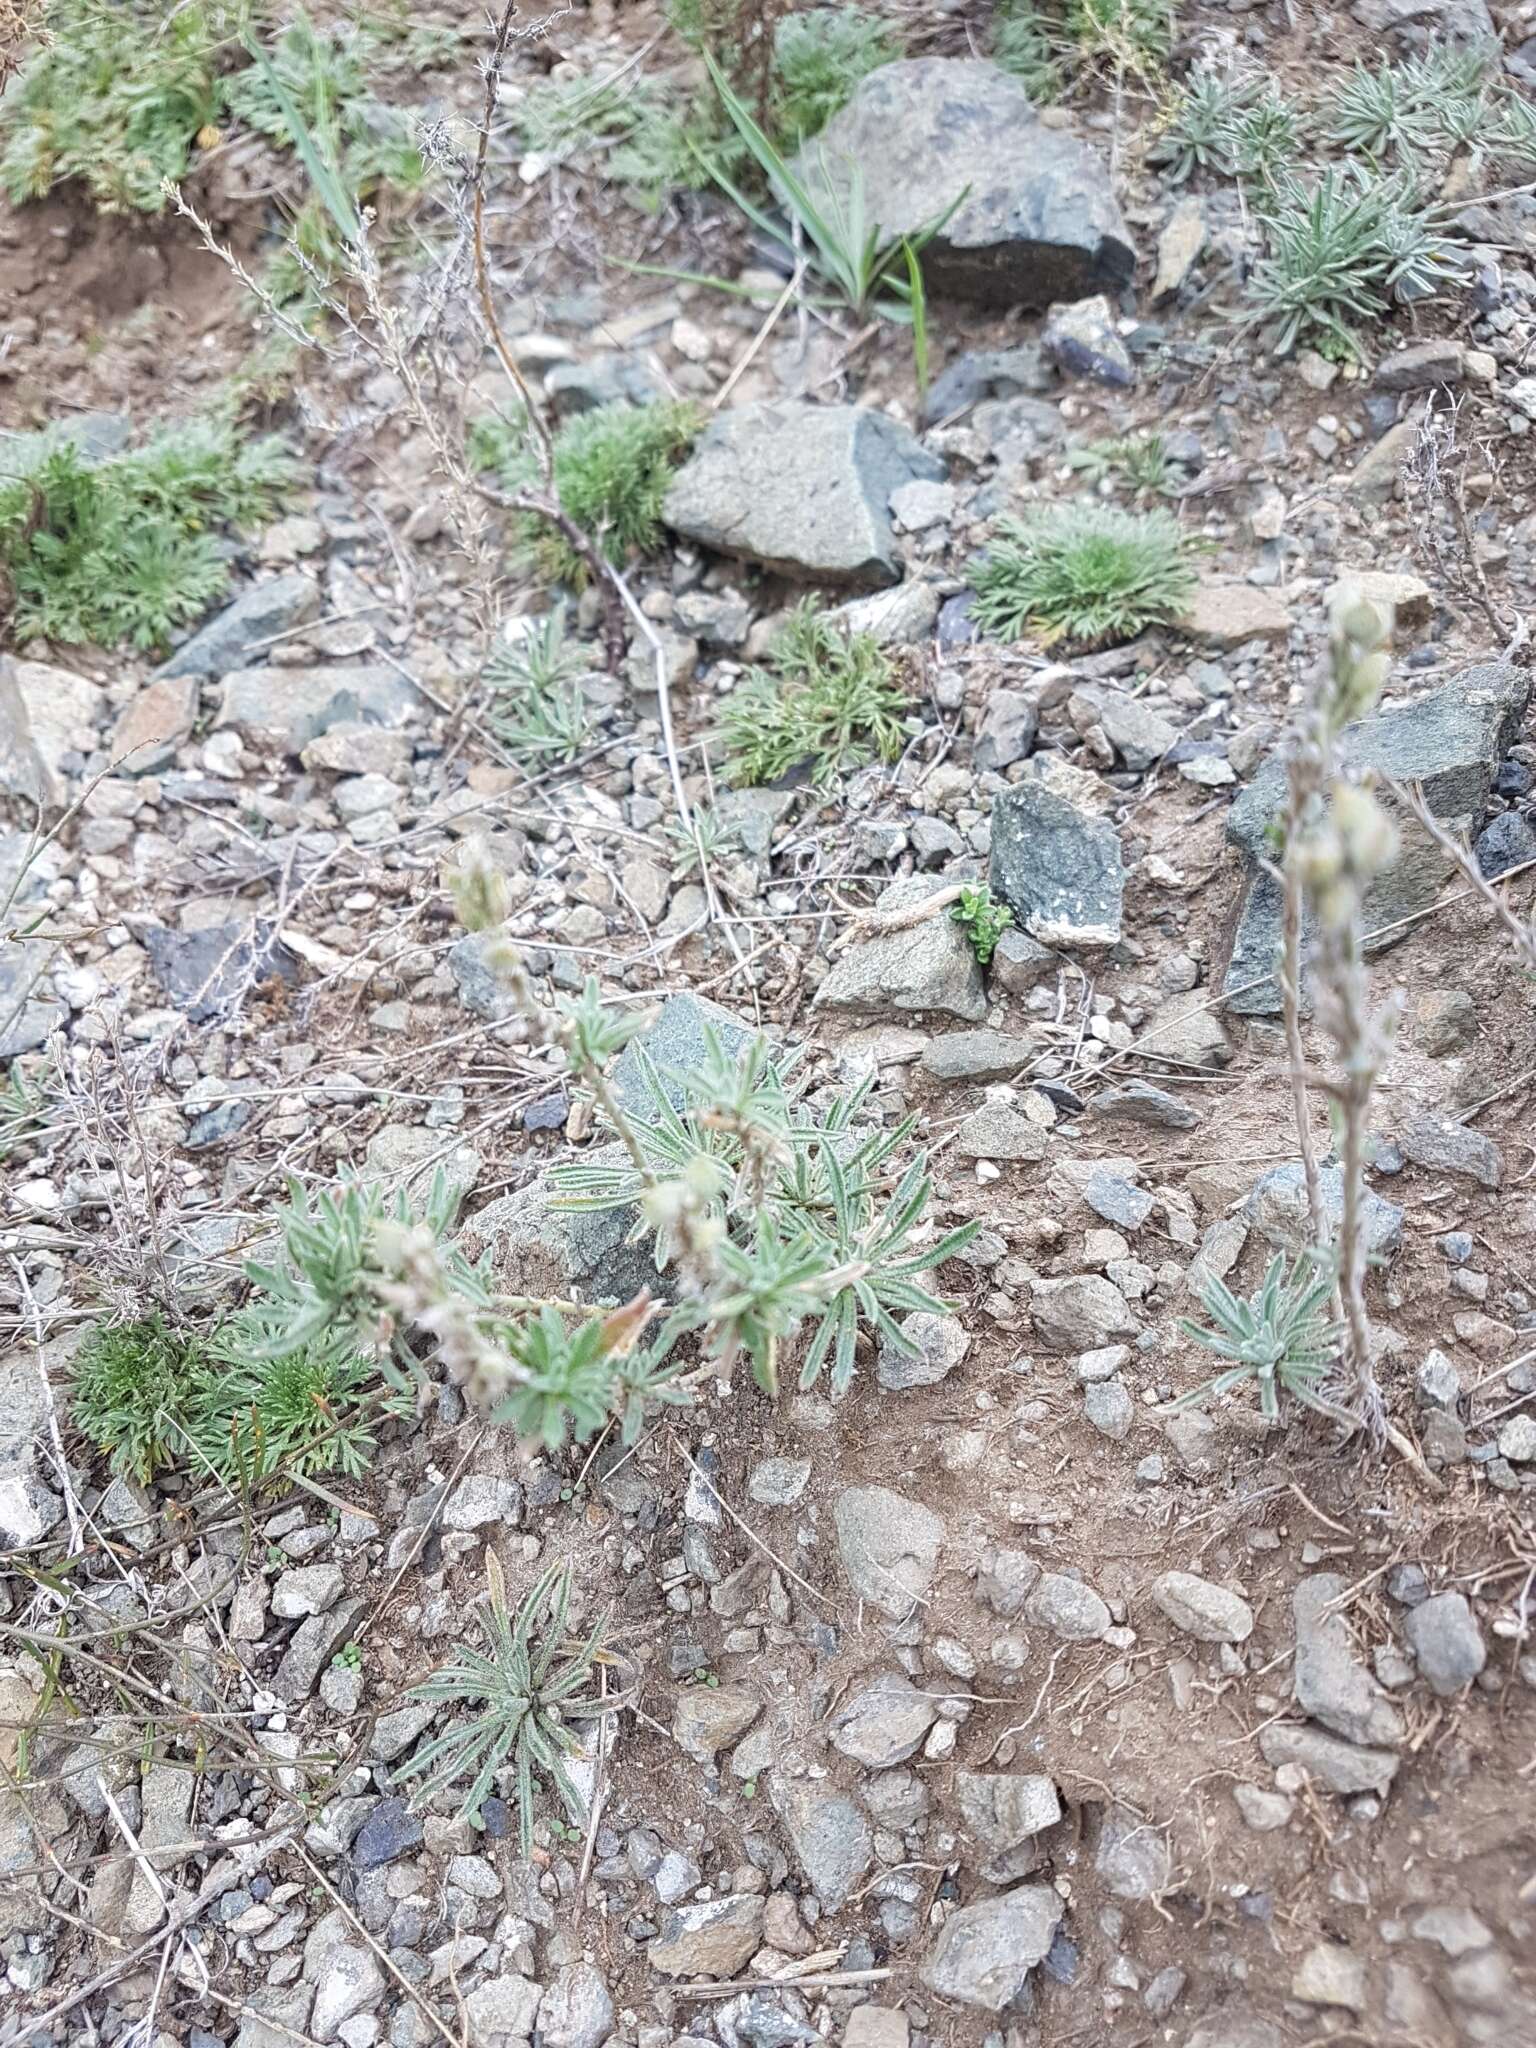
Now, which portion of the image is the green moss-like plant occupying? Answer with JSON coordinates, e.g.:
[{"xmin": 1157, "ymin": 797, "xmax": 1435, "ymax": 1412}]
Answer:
[
  {"xmin": 720, "ymin": 601, "xmax": 910, "ymax": 787},
  {"xmin": 71, "ymin": 1315, "xmax": 204, "ymax": 1482},
  {"xmin": 0, "ymin": 416, "xmax": 293, "ymax": 650},
  {"xmin": 969, "ymin": 504, "xmax": 1198, "ymax": 649}
]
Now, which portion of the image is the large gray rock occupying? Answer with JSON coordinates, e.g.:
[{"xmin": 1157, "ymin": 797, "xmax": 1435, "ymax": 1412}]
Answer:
[
  {"xmin": 827, "ymin": 1673, "xmax": 940, "ymax": 1767},
  {"xmin": 770, "ymin": 1777, "xmax": 873, "ymax": 1909},
  {"xmin": 648, "ymin": 1894, "xmax": 764, "ymax": 1978},
  {"xmin": 1223, "ymin": 663, "xmax": 1530, "ymax": 1013},
  {"xmin": 0, "ymin": 656, "xmax": 99, "ymax": 807},
  {"xmin": 157, "ymin": 571, "xmax": 319, "ymax": 679},
  {"xmin": 1404, "ymin": 1591, "xmax": 1486, "ymax": 1696},
  {"xmin": 663, "ymin": 401, "xmax": 944, "ymax": 588},
  {"xmin": 990, "ymin": 780, "xmax": 1124, "ymax": 948},
  {"xmin": 611, "ymin": 991, "xmax": 757, "ymax": 1114},
  {"xmin": 1244, "ymin": 1162, "xmax": 1403, "ymax": 1259},
  {"xmin": 538, "ymin": 1964, "xmax": 614, "ymax": 2048},
  {"xmin": 814, "ymin": 874, "xmax": 986, "ymax": 1022},
  {"xmin": 921, "ymin": 1884, "xmax": 1063, "ymax": 2010},
  {"xmin": 457, "ymin": 1146, "xmax": 659, "ymax": 1307},
  {"xmin": 833, "ymin": 1486, "xmax": 945, "ymax": 1617},
  {"xmin": 217, "ymin": 663, "xmax": 422, "ymax": 752},
  {"xmin": 1029, "ymin": 1273, "xmax": 1136, "ymax": 1351},
  {"xmin": 1293, "ymin": 1574, "xmax": 1404, "ymax": 1748},
  {"xmin": 792, "ymin": 60, "xmax": 1134, "ymax": 309},
  {"xmin": 1258, "ymin": 1721, "xmax": 1400, "ymax": 1795},
  {"xmin": 1152, "ymin": 1570, "xmax": 1254, "ymax": 1645}
]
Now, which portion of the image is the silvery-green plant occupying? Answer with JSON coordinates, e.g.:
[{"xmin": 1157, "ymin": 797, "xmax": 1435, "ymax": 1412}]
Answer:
[
  {"xmin": 404, "ymin": 1556, "xmax": 611, "ymax": 1849},
  {"xmin": 1173, "ymin": 1254, "xmax": 1348, "ymax": 1424}
]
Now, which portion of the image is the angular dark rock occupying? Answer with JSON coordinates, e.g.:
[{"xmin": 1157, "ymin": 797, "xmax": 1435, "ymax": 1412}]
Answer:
[
  {"xmin": 990, "ymin": 781, "xmax": 1123, "ymax": 949},
  {"xmin": 663, "ymin": 401, "xmax": 944, "ymax": 588},
  {"xmin": 792, "ymin": 60, "xmax": 1134, "ymax": 308},
  {"xmin": 1223, "ymin": 663, "xmax": 1530, "ymax": 1013}
]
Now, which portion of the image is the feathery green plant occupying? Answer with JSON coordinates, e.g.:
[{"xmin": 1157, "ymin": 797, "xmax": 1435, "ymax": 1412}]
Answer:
[
  {"xmin": 196, "ymin": 1318, "xmax": 391, "ymax": 1481},
  {"xmin": 951, "ymin": 883, "xmax": 1014, "ymax": 967},
  {"xmin": 404, "ymin": 1556, "xmax": 611, "ymax": 1848},
  {"xmin": 71, "ymin": 1316, "xmax": 204, "ymax": 1482},
  {"xmin": 1246, "ymin": 167, "xmax": 1462, "ymax": 357},
  {"xmin": 475, "ymin": 401, "xmax": 700, "ymax": 587},
  {"xmin": 969, "ymin": 504, "xmax": 1197, "ymax": 649},
  {"xmin": 771, "ymin": 6, "xmax": 898, "ymax": 144},
  {"xmin": 1067, "ymin": 432, "xmax": 1174, "ymax": 496},
  {"xmin": 1172, "ymin": 1253, "xmax": 1349, "ymax": 1425},
  {"xmin": 0, "ymin": 417, "xmax": 292, "ymax": 649},
  {"xmin": 554, "ymin": 1031, "xmax": 978, "ymax": 1396},
  {"xmin": 720, "ymin": 602, "xmax": 911, "ymax": 787},
  {"xmin": 993, "ymin": 0, "xmax": 1170, "ymax": 97},
  {"xmin": 0, "ymin": 0, "xmax": 229, "ymax": 212},
  {"xmin": 485, "ymin": 613, "xmax": 593, "ymax": 766}
]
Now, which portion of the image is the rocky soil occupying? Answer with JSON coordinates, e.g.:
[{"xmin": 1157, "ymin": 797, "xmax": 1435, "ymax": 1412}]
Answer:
[{"xmin": 3, "ymin": 5, "xmax": 1536, "ymax": 2048}]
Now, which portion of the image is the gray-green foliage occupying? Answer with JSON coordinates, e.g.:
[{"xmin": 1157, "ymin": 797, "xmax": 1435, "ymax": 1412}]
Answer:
[
  {"xmin": 1247, "ymin": 167, "xmax": 1462, "ymax": 357},
  {"xmin": 969, "ymin": 504, "xmax": 1197, "ymax": 649},
  {"xmin": 1174, "ymin": 1252, "xmax": 1348, "ymax": 1425},
  {"xmin": 993, "ymin": 0, "xmax": 1173, "ymax": 98},
  {"xmin": 553, "ymin": 1031, "xmax": 978, "ymax": 1397},
  {"xmin": 405, "ymin": 1557, "xmax": 609, "ymax": 1848},
  {"xmin": 719, "ymin": 601, "xmax": 911, "ymax": 788},
  {"xmin": 0, "ymin": 416, "xmax": 292, "ymax": 650},
  {"xmin": 485, "ymin": 613, "xmax": 593, "ymax": 766}
]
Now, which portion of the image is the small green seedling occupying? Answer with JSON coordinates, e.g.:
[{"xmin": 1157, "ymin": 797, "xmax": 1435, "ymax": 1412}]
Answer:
[{"xmin": 951, "ymin": 884, "xmax": 1014, "ymax": 966}]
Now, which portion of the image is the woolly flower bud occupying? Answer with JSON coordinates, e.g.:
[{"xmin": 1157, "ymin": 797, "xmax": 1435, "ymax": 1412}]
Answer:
[
  {"xmin": 445, "ymin": 838, "xmax": 510, "ymax": 933},
  {"xmin": 1331, "ymin": 780, "xmax": 1398, "ymax": 877},
  {"xmin": 1331, "ymin": 593, "xmax": 1389, "ymax": 650}
]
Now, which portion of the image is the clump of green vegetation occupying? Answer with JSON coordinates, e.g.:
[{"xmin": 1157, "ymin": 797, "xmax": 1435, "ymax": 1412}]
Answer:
[
  {"xmin": 770, "ymin": 7, "xmax": 899, "ymax": 144},
  {"xmin": 71, "ymin": 1315, "xmax": 204, "ymax": 1482},
  {"xmin": 0, "ymin": 0, "xmax": 229, "ymax": 212},
  {"xmin": 1162, "ymin": 69, "xmax": 1303, "ymax": 187},
  {"xmin": 0, "ymin": 1061, "xmax": 47, "ymax": 1162},
  {"xmin": 1324, "ymin": 45, "xmax": 1497, "ymax": 163},
  {"xmin": 474, "ymin": 400, "xmax": 700, "ymax": 588},
  {"xmin": 1067, "ymin": 432, "xmax": 1174, "ymax": 496},
  {"xmin": 1246, "ymin": 166, "xmax": 1461, "ymax": 358},
  {"xmin": 405, "ymin": 1556, "xmax": 611, "ymax": 1847},
  {"xmin": 0, "ymin": 417, "xmax": 292, "ymax": 650},
  {"xmin": 197, "ymin": 1318, "xmax": 391, "ymax": 1482},
  {"xmin": 952, "ymin": 883, "xmax": 1014, "ymax": 966},
  {"xmin": 993, "ymin": 0, "xmax": 1172, "ymax": 98},
  {"xmin": 969, "ymin": 504, "xmax": 1197, "ymax": 649},
  {"xmin": 1172, "ymin": 1252, "xmax": 1349, "ymax": 1425},
  {"xmin": 719, "ymin": 602, "xmax": 910, "ymax": 787},
  {"xmin": 485, "ymin": 612, "xmax": 593, "ymax": 766}
]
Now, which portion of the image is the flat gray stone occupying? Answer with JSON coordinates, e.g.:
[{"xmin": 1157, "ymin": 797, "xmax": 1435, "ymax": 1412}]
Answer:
[
  {"xmin": 458, "ymin": 1145, "xmax": 660, "ymax": 1307},
  {"xmin": 815, "ymin": 874, "xmax": 986, "ymax": 1023},
  {"xmin": 157, "ymin": 571, "xmax": 319, "ymax": 679},
  {"xmin": 664, "ymin": 400, "xmax": 944, "ymax": 588},
  {"xmin": 952, "ymin": 1103, "xmax": 1048, "ymax": 1162},
  {"xmin": 1025, "ymin": 1571, "xmax": 1110, "ymax": 1640},
  {"xmin": 648, "ymin": 1895, "xmax": 764, "ymax": 1979},
  {"xmin": 990, "ymin": 781, "xmax": 1123, "ymax": 949},
  {"xmin": 877, "ymin": 1310, "xmax": 971, "ymax": 1390},
  {"xmin": 1223, "ymin": 663, "xmax": 1530, "ymax": 1013},
  {"xmin": 0, "ymin": 656, "xmax": 99, "ymax": 807},
  {"xmin": 1030, "ymin": 1273, "xmax": 1136, "ymax": 1351},
  {"xmin": 538, "ymin": 1964, "xmax": 614, "ymax": 2048},
  {"xmin": 1095, "ymin": 1804, "xmax": 1172, "ymax": 1900},
  {"xmin": 828, "ymin": 1673, "xmax": 940, "ymax": 1767},
  {"xmin": 1397, "ymin": 1115, "xmax": 1501, "ymax": 1189},
  {"xmin": 1258, "ymin": 1721, "xmax": 1400, "ymax": 1795},
  {"xmin": 217, "ymin": 663, "xmax": 422, "ymax": 753},
  {"xmin": 1244, "ymin": 1162, "xmax": 1403, "ymax": 1259},
  {"xmin": 833, "ymin": 1485, "xmax": 945, "ymax": 1618},
  {"xmin": 1293, "ymin": 1574, "xmax": 1404, "ymax": 1748},
  {"xmin": 921, "ymin": 1884, "xmax": 1063, "ymax": 2010},
  {"xmin": 1404, "ymin": 1591, "xmax": 1486, "ymax": 1696},
  {"xmin": 1152, "ymin": 1570, "xmax": 1254, "ymax": 1644},
  {"xmin": 954, "ymin": 1771, "xmax": 1061, "ymax": 1852},
  {"xmin": 770, "ymin": 1777, "xmax": 873, "ymax": 1909},
  {"xmin": 919, "ymin": 1030, "xmax": 1035, "ymax": 1082},
  {"xmin": 794, "ymin": 59, "xmax": 1133, "ymax": 309},
  {"xmin": 611, "ymin": 991, "xmax": 756, "ymax": 1114}
]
